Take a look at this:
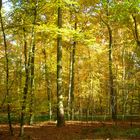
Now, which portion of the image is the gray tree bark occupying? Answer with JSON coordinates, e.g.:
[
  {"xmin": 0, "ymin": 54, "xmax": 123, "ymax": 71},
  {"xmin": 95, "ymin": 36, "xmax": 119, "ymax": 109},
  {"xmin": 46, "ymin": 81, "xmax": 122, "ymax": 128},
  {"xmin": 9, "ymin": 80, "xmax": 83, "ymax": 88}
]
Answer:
[
  {"xmin": 57, "ymin": 0, "xmax": 65, "ymax": 127},
  {"xmin": 42, "ymin": 48, "xmax": 52, "ymax": 121},
  {"xmin": 19, "ymin": 28, "xmax": 30, "ymax": 137},
  {"xmin": 29, "ymin": 0, "xmax": 38, "ymax": 125},
  {"xmin": 100, "ymin": 0, "xmax": 117, "ymax": 120},
  {"xmin": 68, "ymin": 26, "xmax": 76, "ymax": 121}
]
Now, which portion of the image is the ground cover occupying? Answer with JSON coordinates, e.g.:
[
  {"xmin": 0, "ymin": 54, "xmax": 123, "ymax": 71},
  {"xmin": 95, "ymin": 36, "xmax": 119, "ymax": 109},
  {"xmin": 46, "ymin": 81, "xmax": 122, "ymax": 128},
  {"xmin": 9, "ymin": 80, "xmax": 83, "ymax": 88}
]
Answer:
[{"xmin": 0, "ymin": 121, "xmax": 140, "ymax": 140}]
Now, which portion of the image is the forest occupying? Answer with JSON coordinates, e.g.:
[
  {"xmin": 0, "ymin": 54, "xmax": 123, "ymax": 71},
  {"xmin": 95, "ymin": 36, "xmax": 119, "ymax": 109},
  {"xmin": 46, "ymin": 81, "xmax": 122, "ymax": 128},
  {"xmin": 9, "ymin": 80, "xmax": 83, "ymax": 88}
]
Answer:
[{"xmin": 0, "ymin": 0, "xmax": 140, "ymax": 139}]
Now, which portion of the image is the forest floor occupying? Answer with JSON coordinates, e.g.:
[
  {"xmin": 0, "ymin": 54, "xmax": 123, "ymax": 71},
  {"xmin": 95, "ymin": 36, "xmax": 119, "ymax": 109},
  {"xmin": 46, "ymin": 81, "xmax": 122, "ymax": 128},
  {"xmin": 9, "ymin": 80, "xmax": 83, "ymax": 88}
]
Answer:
[{"xmin": 0, "ymin": 121, "xmax": 140, "ymax": 140}]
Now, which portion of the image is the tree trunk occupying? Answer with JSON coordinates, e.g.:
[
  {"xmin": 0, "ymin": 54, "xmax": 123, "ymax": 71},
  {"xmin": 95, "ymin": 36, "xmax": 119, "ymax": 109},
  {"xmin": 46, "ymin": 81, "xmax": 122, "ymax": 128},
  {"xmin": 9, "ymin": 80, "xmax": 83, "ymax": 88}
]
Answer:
[
  {"xmin": 100, "ymin": 0, "xmax": 117, "ymax": 120},
  {"xmin": 132, "ymin": 14, "xmax": 140, "ymax": 47},
  {"xmin": 100, "ymin": 17, "xmax": 117, "ymax": 120},
  {"xmin": 122, "ymin": 49, "xmax": 128, "ymax": 119},
  {"xmin": 107, "ymin": 24, "xmax": 117, "ymax": 121},
  {"xmin": 29, "ymin": 1, "xmax": 38, "ymax": 125},
  {"xmin": 19, "ymin": 28, "xmax": 30, "ymax": 137},
  {"xmin": 0, "ymin": 1, "xmax": 13, "ymax": 135},
  {"xmin": 42, "ymin": 48, "xmax": 52, "ymax": 121},
  {"xmin": 132, "ymin": 14, "xmax": 140, "ymax": 117},
  {"xmin": 68, "ymin": 10, "xmax": 77, "ymax": 120},
  {"xmin": 68, "ymin": 40, "xmax": 76, "ymax": 120},
  {"xmin": 57, "ymin": 0, "xmax": 65, "ymax": 127}
]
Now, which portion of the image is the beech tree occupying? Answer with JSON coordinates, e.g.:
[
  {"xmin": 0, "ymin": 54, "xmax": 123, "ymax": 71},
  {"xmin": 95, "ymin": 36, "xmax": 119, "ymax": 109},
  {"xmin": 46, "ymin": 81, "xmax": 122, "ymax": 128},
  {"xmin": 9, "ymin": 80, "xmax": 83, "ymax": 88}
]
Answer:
[
  {"xmin": 57, "ymin": 0, "xmax": 65, "ymax": 127},
  {"xmin": 0, "ymin": 0, "xmax": 13, "ymax": 135},
  {"xmin": 100, "ymin": 0, "xmax": 117, "ymax": 120},
  {"xmin": 0, "ymin": 0, "xmax": 140, "ymax": 136}
]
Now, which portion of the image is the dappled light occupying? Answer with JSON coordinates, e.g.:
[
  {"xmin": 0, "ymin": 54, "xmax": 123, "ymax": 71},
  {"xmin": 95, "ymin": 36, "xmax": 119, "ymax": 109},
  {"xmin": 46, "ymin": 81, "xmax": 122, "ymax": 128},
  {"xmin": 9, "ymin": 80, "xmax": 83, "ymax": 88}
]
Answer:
[{"xmin": 0, "ymin": 0, "xmax": 140, "ymax": 139}]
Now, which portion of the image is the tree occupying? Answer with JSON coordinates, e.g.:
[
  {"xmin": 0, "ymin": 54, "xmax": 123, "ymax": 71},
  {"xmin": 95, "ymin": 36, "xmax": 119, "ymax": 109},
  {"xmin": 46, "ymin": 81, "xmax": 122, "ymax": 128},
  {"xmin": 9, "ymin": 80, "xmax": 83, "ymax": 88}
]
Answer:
[
  {"xmin": 42, "ymin": 47, "xmax": 52, "ymax": 121},
  {"xmin": 1, "ymin": 0, "xmax": 140, "ymax": 130},
  {"xmin": 100, "ymin": 0, "xmax": 117, "ymax": 120},
  {"xmin": 57, "ymin": 0, "xmax": 65, "ymax": 127},
  {"xmin": 68, "ymin": 8, "xmax": 77, "ymax": 120},
  {"xmin": 28, "ymin": 0, "xmax": 38, "ymax": 125},
  {"xmin": 19, "ymin": 27, "xmax": 30, "ymax": 137},
  {"xmin": 0, "ymin": 0, "xmax": 13, "ymax": 135}
]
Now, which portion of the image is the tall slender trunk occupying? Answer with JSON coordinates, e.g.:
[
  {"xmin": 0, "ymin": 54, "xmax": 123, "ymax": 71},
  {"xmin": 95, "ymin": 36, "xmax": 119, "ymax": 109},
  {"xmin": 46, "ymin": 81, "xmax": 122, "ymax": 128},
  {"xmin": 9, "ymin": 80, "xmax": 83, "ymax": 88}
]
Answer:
[
  {"xmin": 29, "ymin": 34, "xmax": 35, "ymax": 125},
  {"xmin": 68, "ymin": 33, "xmax": 76, "ymax": 120},
  {"xmin": 107, "ymin": 24, "xmax": 117, "ymax": 120},
  {"xmin": 42, "ymin": 48, "xmax": 52, "ymax": 121},
  {"xmin": 122, "ymin": 49, "xmax": 127, "ymax": 119},
  {"xmin": 29, "ymin": 1, "xmax": 38, "ymax": 125},
  {"xmin": 130, "ymin": 81, "xmax": 134, "ymax": 126},
  {"xmin": 19, "ymin": 28, "xmax": 30, "ymax": 137},
  {"xmin": 132, "ymin": 14, "xmax": 140, "ymax": 117},
  {"xmin": 100, "ymin": 0, "xmax": 117, "ymax": 120},
  {"xmin": 132, "ymin": 14, "xmax": 140, "ymax": 47},
  {"xmin": 57, "ymin": 0, "xmax": 65, "ymax": 127},
  {"xmin": 0, "ymin": 0, "xmax": 13, "ymax": 135},
  {"xmin": 100, "ymin": 17, "xmax": 117, "ymax": 120}
]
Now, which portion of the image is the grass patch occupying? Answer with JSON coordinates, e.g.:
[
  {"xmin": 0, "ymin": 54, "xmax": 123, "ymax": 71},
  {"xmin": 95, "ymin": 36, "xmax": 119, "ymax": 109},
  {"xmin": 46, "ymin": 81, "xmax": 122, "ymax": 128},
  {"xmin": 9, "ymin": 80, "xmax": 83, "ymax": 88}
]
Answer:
[
  {"xmin": 89, "ymin": 126, "xmax": 140, "ymax": 139},
  {"xmin": 125, "ymin": 128, "xmax": 140, "ymax": 137}
]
